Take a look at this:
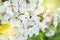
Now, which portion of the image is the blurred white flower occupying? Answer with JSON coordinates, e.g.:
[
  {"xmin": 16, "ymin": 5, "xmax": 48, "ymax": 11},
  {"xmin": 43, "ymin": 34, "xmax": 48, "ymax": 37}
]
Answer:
[
  {"xmin": 8, "ymin": 36, "xmax": 17, "ymax": 40},
  {"xmin": 28, "ymin": 20, "xmax": 35, "ymax": 26},
  {"xmin": 31, "ymin": 16, "xmax": 40, "ymax": 24},
  {"xmin": 39, "ymin": 22, "xmax": 47, "ymax": 32},
  {"xmin": 13, "ymin": 7, "xmax": 18, "ymax": 13},
  {"xmin": 34, "ymin": 5, "xmax": 44, "ymax": 15},
  {"xmin": 53, "ymin": 14, "xmax": 58, "ymax": 28},
  {"xmin": 55, "ymin": 8, "xmax": 60, "ymax": 13},
  {"xmin": 9, "ymin": 19, "xmax": 15, "ymax": 27},
  {"xmin": 6, "ymin": 7, "xmax": 14, "ymax": 16},
  {"xmin": 18, "ymin": 15, "xmax": 25, "ymax": 20},
  {"xmin": 55, "ymin": 8, "xmax": 60, "ymax": 21},
  {"xmin": 0, "ymin": 35, "xmax": 8, "ymax": 40},
  {"xmin": 4, "ymin": 14, "xmax": 10, "ymax": 20},
  {"xmin": 27, "ymin": 3, "xmax": 36, "ymax": 11},
  {"xmin": 17, "ymin": 28, "xmax": 28, "ymax": 40},
  {"xmin": 4, "ymin": 1, "xmax": 10, "ymax": 8},
  {"xmin": 19, "ymin": 7, "xmax": 27, "ymax": 13},
  {"xmin": 27, "ymin": 25, "xmax": 39, "ymax": 37},
  {"xmin": 1, "ymin": 18, "xmax": 9, "ymax": 24},
  {"xmin": 19, "ymin": 0, "xmax": 26, "ymax": 7},
  {"xmin": 9, "ymin": 19, "xmax": 22, "ymax": 28},
  {"xmin": 0, "ymin": 6, "xmax": 5, "ymax": 14},
  {"xmin": 45, "ymin": 30, "xmax": 55, "ymax": 37},
  {"xmin": 14, "ymin": 20, "xmax": 22, "ymax": 27},
  {"xmin": 29, "ymin": 0, "xmax": 37, "ymax": 3},
  {"xmin": 12, "ymin": 0, "xmax": 18, "ymax": 7},
  {"xmin": 0, "ymin": 0, "xmax": 59, "ymax": 40},
  {"xmin": 39, "ymin": 0, "xmax": 43, "ymax": 3}
]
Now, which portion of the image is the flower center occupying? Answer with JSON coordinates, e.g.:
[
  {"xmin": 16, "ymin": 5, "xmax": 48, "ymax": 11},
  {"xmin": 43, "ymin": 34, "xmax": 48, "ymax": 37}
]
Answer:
[{"xmin": 0, "ymin": 24, "xmax": 9, "ymax": 34}]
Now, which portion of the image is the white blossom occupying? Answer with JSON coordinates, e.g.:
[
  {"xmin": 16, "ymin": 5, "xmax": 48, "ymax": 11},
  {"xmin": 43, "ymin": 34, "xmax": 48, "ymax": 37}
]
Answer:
[
  {"xmin": 45, "ymin": 30, "xmax": 55, "ymax": 37},
  {"xmin": 0, "ymin": 0, "xmax": 59, "ymax": 40}
]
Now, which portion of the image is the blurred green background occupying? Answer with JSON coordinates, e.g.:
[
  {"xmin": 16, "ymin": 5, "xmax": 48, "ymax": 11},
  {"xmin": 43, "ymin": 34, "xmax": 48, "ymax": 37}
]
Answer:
[{"xmin": 42, "ymin": 0, "xmax": 60, "ymax": 12}]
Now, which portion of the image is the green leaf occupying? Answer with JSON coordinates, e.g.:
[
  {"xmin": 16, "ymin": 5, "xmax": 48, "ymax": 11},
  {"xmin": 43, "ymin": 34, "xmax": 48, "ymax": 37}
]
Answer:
[
  {"xmin": 0, "ymin": 20, "xmax": 1, "ymax": 24},
  {"xmin": 38, "ymin": 33, "xmax": 44, "ymax": 40},
  {"xmin": 0, "ymin": 2, "xmax": 4, "ymax": 6},
  {"xmin": 36, "ymin": 0, "xmax": 39, "ymax": 8},
  {"xmin": 45, "ymin": 28, "xmax": 49, "ymax": 33},
  {"xmin": 27, "ymin": 35, "xmax": 41, "ymax": 40},
  {"xmin": 49, "ymin": 25, "xmax": 57, "ymax": 32}
]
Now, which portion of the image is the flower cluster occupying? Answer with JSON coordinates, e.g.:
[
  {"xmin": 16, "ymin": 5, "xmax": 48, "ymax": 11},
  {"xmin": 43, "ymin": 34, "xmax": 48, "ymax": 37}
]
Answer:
[{"xmin": 0, "ymin": 0, "xmax": 59, "ymax": 40}]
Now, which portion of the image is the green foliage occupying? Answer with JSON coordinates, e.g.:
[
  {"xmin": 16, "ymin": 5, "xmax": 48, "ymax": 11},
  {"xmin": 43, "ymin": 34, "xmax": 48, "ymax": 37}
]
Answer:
[
  {"xmin": 0, "ymin": 2, "xmax": 4, "ymax": 5},
  {"xmin": 27, "ymin": 35, "xmax": 40, "ymax": 40},
  {"xmin": 49, "ymin": 25, "xmax": 57, "ymax": 32},
  {"xmin": 0, "ymin": 20, "xmax": 1, "ymax": 24},
  {"xmin": 27, "ymin": 33, "xmax": 44, "ymax": 40}
]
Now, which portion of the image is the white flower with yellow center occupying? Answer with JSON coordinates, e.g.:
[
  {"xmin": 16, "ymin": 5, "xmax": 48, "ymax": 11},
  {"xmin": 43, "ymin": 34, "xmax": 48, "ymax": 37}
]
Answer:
[{"xmin": 0, "ymin": 0, "xmax": 59, "ymax": 40}]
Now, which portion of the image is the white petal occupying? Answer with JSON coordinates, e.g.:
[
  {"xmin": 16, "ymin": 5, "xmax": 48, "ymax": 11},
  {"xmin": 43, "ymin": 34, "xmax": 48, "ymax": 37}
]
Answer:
[
  {"xmin": 19, "ymin": 0, "xmax": 26, "ymax": 7},
  {"xmin": 4, "ymin": 1, "xmax": 10, "ymax": 8},
  {"xmin": 34, "ymin": 5, "xmax": 44, "ymax": 15},
  {"xmin": 0, "ymin": 6, "xmax": 5, "ymax": 13},
  {"xmin": 53, "ymin": 14, "xmax": 58, "ymax": 27},
  {"xmin": 13, "ymin": 7, "xmax": 18, "ymax": 13},
  {"xmin": 4, "ymin": 14, "xmax": 10, "ymax": 20},
  {"xmin": 39, "ymin": 0, "xmax": 43, "ymax": 3},
  {"xmin": 6, "ymin": 7, "xmax": 14, "ymax": 16},
  {"xmin": 1, "ymin": 18, "xmax": 8, "ymax": 24},
  {"xmin": 45, "ymin": 30, "xmax": 55, "ymax": 37}
]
